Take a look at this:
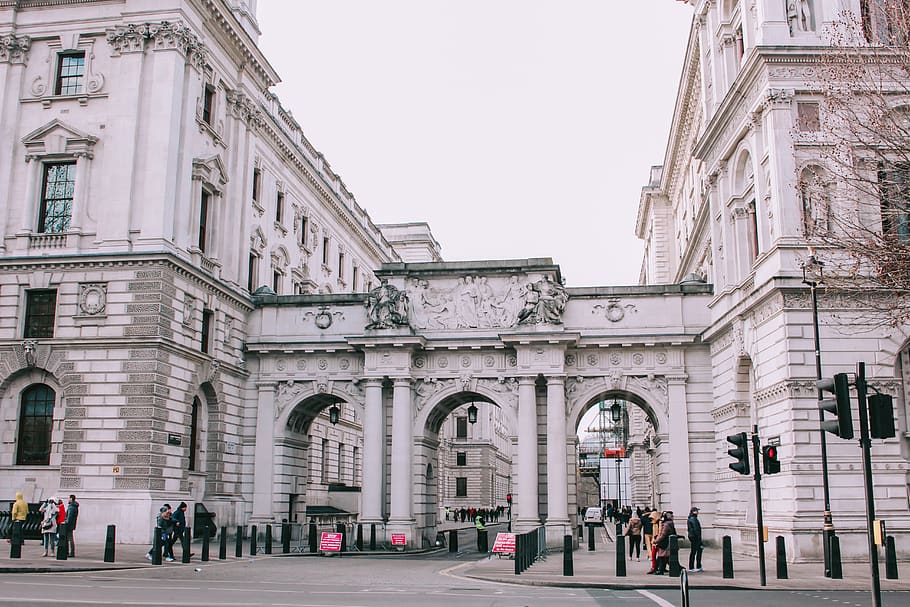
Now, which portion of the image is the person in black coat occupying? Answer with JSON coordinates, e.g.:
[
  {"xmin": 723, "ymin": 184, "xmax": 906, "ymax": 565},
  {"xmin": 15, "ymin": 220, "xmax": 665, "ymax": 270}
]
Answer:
[{"xmin": 687, "ymin": 506, "xmax": 703, "ymax": 572}]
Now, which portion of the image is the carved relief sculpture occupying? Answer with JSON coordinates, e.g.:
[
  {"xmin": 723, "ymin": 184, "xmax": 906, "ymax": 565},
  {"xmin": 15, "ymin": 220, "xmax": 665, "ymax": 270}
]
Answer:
[
  {"xmin": 365, "ymin": 279, "xmax": 410, "ymax": 329},
  {"xmin": 517, "ymin": 276, "xmax": 569, "ymax": 325}
]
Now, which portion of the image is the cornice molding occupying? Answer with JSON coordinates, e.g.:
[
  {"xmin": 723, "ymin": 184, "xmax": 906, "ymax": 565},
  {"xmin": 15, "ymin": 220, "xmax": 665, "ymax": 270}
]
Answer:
[{"xmin": 106, "ymin": 20, "xmax": 209, "ymax": 71}]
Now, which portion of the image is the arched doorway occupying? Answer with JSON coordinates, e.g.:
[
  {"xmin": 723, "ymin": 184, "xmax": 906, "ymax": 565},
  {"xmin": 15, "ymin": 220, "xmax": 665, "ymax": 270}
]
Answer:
[{"xmin": 416, "ymin": 388, "xmax": 518, "ymax": 546}]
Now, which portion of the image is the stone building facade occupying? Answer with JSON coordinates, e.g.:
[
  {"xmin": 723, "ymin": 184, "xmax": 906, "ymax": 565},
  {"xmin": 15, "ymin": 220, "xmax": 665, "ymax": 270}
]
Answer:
[{"xmin": 0, "ymin": 0, "xmax": 906, "ymax": 559}]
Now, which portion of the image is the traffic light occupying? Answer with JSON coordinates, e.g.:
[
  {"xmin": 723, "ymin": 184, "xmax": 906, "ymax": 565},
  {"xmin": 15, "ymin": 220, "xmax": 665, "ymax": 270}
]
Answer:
[
  {"xmin": 869, "ymin": 393, "xmax": 896, "ymax": 439},
  {"xmin": 726, "ymin": 432, "xmax": 750, "ymax": 475},
  {"xmin": 817, "ymin": 373, "xmax": 854, "ymax": 439},
  {"xmin": 506, "ymin": 493, "xmax": 512, "ymax": 505},
  {"xmin": 762, "ymin": 445, "xmax": 781, "ymax": 475}
]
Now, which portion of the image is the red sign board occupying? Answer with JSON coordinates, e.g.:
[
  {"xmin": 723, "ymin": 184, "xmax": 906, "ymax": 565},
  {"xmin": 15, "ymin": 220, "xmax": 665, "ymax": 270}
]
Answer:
[
  {"xmin": 603, "ymin": 447, "xmax": 626, "ymax": 458},
  {"xmin": 390, "ymin": 533, "xmax": 407, "ymax": 546},
  {"xmin": 492, "ymin": 532, "xmax": 516, "ymax": 554},
  {"xmin": 319, "ymin": 532, "xmax": 343, "ymax": 552}
]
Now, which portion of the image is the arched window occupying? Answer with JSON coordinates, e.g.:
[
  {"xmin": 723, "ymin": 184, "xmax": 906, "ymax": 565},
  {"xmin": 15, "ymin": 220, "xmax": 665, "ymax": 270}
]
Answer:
[
  {"xmin": 17, "ymin": 384, "xmax": 55, "ymax": 465},
  {"xmin": 189, "ymin": 397, "xmax": 201, "ymax": 471}
]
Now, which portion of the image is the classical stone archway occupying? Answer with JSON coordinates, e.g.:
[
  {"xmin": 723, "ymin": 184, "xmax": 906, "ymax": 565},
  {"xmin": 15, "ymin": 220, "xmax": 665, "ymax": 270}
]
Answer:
[{"xmin": 246, "ymin": 259, "xmax": 713, "ymax": 549}]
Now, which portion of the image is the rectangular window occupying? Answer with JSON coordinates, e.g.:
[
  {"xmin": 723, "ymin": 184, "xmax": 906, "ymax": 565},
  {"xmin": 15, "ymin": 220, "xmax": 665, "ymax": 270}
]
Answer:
[
  {"xmin": 248, "ymin": 253, "xmax": 258, "ymax": 292},
  {"xmin": 797, "ymin": 102, "xmax": 820, "ymax": 132},
  {"xmin": 276, "ymin": 191, "xmax": 284, "ymax": 223},
  {"xmin": 321, "ymin": 439, "xmax": 329, "ymax": 483},
  {"xmin": 322, "ymin": 236, "xmax": 330, "ymax": 265},
  {"xmin": 352, "ymin": 267, "xmax": 359, "ymax": 292},
  {"xmin": 456, "ymin": 477, "xmax": 468, "ymax": 497},
  {"xmin": 198, "ymin": 189, "xmax": 210, "ymax": 252},
  {"xmin": 200, "ymin": 309, "xmax": 213, "ymax": 353},
  {"xmin": 338, "ymin": 443, "xmax": 345, "ymax": 483},
  {"xmin": 55, "ymin": 52, "xmax": 85, "ymax": 96},
  {"xmin": 880, "ymin": 164, "xmax": 910, "ymax": 242},
  {"xmin": 456, "ymin": 417, "xmax": 468, "ymax": 439},
  {"xmin": 202, "ymin": 84, "xmax": 215, "ymax": 125},
  {"xmin": 17, "ymin": 385, "xmax": 56, "ymax": 466},
  {"xmin": 252, "ymin": 167, "xmax": 261, "ymax": 204},
  {"xmin": 299, "ymin": 215, "xmax": 308, "ymax": 247},
  {"xmin": 272, "ymin": 270, "xmax": 281, "ymax": 294},
  {"xmin": 38, "ymin": 162, "xmax": 75, "ymax": 234},
  {"xmin": 456, "ymin": 452, "xmax": 466, "ymax": 466},
  {"xmin": 338, "ymin": 251, "xmax": 345, "ymax": 280},
  {"xmin": 24, "ymin": 290, "xmax": 57, "ymax": 339}
]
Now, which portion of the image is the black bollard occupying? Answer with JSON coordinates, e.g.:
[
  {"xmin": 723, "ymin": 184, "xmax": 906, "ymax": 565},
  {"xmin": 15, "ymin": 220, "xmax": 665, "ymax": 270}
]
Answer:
[
  {"xmin": 775, "ymin": 536, "xmax": 788, "ymax": 579},
  {"xmin": 336, "ymin": 523, "xmax": 346, "ymax": 553},
  {"xmin": 219, "ymin": 526, "xmax": 227, "ymax": 560},
  {"xmin": 514, "ymin": 533, "xmax": 523, "ymax": 575},
  {"xmin": 104, "ymin": 524, "xmax": 116, "ymax": 563},
  {"xmin": 308, "ymin": 522, "xmax": 318, "ymax": 553},
  {"xmin": 356, "ymin": 524, "xmax": 363, "ymax": 551},
  {"xmin": 265, "ymin": 524, "xmax": 273, "ymax": 554},
  {"xmin": 250, "ymin": 525, "xmax": 257, "ymax": 556},
  {"xmin": 563, "ymin": 535, "xmax": 574, "ymax": 576},
  {"xmin": 885, "ymin": 536, "xmax": 899, "ymax": 579},
  {"xmin": 235, "ymin": 525, "xmax": 243, "ymax": 557},
  {"xmin": 669, "ymin": 535, "xmax": 681, "ymax": 577},
  {"xmin": 9, "ymin": 520, "xmax": 22, "ymax": 559},
  {"xmin": 181, "ymin": 528, "xmax": 191, "ymax": 563},
  {"xmin": 578, "ymin": 524, "xmax": 583, "ymax": 539},
  {"xmin": 830, "ymin": 536, "xmax": 843, "ymax": 579},
  {"xmin": 681, "ymin": 569, "xmax": 690, "ymax": 607},
  {"xmin": 282, "ymin": 523, "xmax": 290, "ymax": 554},
  {"xmin": 201, "ymin": 527, "xmax": 210, "ymax": 562},
  {"xmin": 587, "ymin": 524, "xmax": 595, "ymax": 551},
  {"xmin": 56, "ymin": 523, "xmax": 69, "ymax": 561},
  {"xmin": 477, "ymin": 528, "xmax": 488, "ymax": 553},
  {"xmin": 616, "ymin": 531, "xmax": 627, "ymax": 577},
  {"xmin": 151, "ymin": 526, "xmax": 162, "ymax": 565},
  {"xmin": 369, "ymin": 523, "xmax": 376, "ymax": 551},
  {"xmin": 449, "ymin": 528, "xmax": 459, "ymax": 552},
  {"xmin": 722, "ymin": 535, "xmax": 734, "ymax": 579}
]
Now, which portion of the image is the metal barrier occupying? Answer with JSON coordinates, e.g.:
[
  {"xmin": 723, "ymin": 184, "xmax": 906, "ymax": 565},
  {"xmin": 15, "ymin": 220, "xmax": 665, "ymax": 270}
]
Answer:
[{"xmin": 514, "ymin": 526, "xmax": 547, "ymax": 575}]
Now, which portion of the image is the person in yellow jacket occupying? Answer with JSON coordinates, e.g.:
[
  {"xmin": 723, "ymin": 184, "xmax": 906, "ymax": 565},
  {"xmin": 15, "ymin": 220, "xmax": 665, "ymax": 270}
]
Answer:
[{"xmin": 11, "ymin": 492, "xmax": 28, "ymax": 548}]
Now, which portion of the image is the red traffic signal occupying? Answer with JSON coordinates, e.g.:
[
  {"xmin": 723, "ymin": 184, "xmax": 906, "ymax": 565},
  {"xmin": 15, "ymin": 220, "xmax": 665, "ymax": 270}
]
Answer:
[
  {"xmin": 506, "ymin": 493, "xmax": 512, "ymax": 504},
  {"xmin": 762, "ymin": 445, "xmax": 781, "ymax": 475}
]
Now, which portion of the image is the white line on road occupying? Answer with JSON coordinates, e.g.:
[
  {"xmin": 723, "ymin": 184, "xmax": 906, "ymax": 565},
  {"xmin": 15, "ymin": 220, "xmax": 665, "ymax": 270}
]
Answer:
[{"xmin": 637, "ymin": 589, "xmax": 677, "ymax": 607}]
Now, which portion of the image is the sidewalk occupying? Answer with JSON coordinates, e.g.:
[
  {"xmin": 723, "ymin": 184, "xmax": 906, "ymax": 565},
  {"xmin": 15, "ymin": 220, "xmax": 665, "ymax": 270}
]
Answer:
[
  {"xmin": 1, "ymin": 537, "xmax": 907, "ymax": 593},
  {"xmin": 458, "ymin": 540, "xmax": 910, "ymax": 591}
]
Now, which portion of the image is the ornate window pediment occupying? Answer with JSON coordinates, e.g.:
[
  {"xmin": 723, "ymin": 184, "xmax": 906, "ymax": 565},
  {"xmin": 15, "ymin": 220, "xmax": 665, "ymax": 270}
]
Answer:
[
  {"xmin": 22, "ymin": 119, "xmax": 97, "ymax": 160},
  {"xmin": 192, "ymin": 154, "xmax": 228, "ymax": 194}
]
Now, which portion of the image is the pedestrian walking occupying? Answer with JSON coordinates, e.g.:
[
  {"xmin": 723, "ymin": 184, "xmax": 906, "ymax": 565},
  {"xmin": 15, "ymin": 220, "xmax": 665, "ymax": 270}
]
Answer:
[
  {"xmin": 11, "ymin": 492, "xmax": 28, "ymax": 550},
  {"xmin": 173, "ymin": 502, "xmax": 193, "ymax": 559},
  {"xmin": 641, "ymin": 507, "xmax": 654, "ymax": 553},
  {"xmin": 39, "ymin": 498, "xmax": 58, "ymax": 556},
  {"xmin": 652, "ymin": 511, "xmax": 676, "ymax": 575},
  {"xmin": 687, "ymin": 506, "xmax": 703, "ymax": 572},
  {"xmin": 64, "ymin": 494, "xmax": 79, "ymax": 557},
  {"xmin": 624, "ymin": 511, "xmax": 642, "ymax": 561}
]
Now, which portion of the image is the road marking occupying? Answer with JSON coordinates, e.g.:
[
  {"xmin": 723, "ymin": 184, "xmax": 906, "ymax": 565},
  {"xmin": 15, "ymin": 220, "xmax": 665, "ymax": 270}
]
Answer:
[{"xmin": 637, "ymin": 589, "xmax": 677, "ymax": 607}]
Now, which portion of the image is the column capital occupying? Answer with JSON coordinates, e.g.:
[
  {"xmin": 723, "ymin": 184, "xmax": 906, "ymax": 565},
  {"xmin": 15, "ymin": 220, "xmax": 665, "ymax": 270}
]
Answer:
[
  {"xmin": 518, "ymin": 376, "xmax": 538, "ymax": 386},
  {"xmin": 666, "ymin": 374, "xmax": 689, "ymax": 385}
]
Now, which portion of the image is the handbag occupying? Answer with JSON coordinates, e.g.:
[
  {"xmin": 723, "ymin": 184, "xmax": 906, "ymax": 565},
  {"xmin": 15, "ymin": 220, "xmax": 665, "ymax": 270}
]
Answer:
[
  {"xmin": 42, "ymin": 519, "xmax": 53, "ymax": 531},
  {"xmin": 656, "ymin": 535, "xmax": 669, "ymax": 550}
]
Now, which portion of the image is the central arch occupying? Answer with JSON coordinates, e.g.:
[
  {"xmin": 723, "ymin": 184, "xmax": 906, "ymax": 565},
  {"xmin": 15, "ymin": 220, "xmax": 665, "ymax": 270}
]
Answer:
[{"xmin": 414, "ymin": 388, "xmax": 518, "ymax": 546}]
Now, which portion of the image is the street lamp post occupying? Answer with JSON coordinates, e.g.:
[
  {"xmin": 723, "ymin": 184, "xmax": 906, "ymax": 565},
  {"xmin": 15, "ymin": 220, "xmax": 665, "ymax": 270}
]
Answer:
[
  {"xmin": 610, "ymin": 401, "xmax": 624, "ymax": 512},
  {"xmin": 802, "ymin": 253, "xmax": 836, "ymax": 577}
]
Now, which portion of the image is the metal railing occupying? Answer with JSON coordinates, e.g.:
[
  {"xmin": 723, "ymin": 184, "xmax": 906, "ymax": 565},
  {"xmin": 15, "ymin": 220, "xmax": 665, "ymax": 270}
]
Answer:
[{"xmin": 514, "ymin": 526, "xmax": 547, "ymax": 575}]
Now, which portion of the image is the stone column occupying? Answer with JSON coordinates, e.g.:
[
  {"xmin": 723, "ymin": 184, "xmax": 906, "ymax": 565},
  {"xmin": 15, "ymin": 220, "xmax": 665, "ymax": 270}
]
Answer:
[
  {"xmin": 545, "ymin": 376, "xmax": 569, "ymax": 526},
  {"xmin": 251, "ymin": 383, "xmax": 276, "ymax": 521},
  {"xmin": 667, "ymin": 375, "xmax": 693, "ymax": 517},
  {"xmin": 389, "ymin": 378, "xmax": 414, "ymax": 527},
  {"xmin": 360, "ymin": 378, "xmax": 384, "ymax": 524},
  {"xmin": 516, "ymin": 376, "xmax": 539, "ymax": 529}
]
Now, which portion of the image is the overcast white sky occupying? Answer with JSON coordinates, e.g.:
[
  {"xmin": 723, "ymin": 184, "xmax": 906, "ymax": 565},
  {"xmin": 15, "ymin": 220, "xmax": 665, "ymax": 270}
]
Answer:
[{"xmin": 256, "ymin": 1, "xmax": 694, "ymax": 287}]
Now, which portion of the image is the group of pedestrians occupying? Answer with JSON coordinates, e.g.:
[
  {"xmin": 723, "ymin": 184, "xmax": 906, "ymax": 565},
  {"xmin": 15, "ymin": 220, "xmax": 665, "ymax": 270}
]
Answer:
[
  {"xmin": 618, "ymin": 505, "xmax": 703, "ymax": 575},
  {"xmin": 145, "ymin": 502, "xmax": 191, "ymax": 562},
  {"xmin": 444, "ymin": 506, "xmax": 503, "ymax": 524},
  {"xmin": 11, "ymin": 492, "xmax": 78, "ymax": 557}
]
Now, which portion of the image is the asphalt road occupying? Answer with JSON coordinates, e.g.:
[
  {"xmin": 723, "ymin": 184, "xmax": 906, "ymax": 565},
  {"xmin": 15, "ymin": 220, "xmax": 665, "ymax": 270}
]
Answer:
[{"xmin": 0, "ymin": 554, "xmax": 907, "ymax": 607}]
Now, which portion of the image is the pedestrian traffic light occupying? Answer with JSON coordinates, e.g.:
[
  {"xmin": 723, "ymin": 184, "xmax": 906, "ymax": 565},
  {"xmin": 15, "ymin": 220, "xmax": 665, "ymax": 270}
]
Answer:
[
  {"xmin": 868, "ymin": 393, "xmax": 896, "ymax": 439},
  {"xmin": 726, "ymin": 432, "xmax": 750, "ymax": 476},
  {"xmin": 762, "ymin": 445, "xmax": 781, "ymax": 475},
  {"xmin": 817, "ymin": 373, "xmax": 854, "ymax": 439},
  {"xmin": 506, "ymin": 493, "xmax": 512, "ymax": 504}
]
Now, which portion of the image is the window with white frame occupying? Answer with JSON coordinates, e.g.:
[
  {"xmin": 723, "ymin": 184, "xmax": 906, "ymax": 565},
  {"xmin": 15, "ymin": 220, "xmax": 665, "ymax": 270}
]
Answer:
[
  {"xmin": 38, "ymin": 162, "xmax": 75, "ymax": 233},
  {"xmin": 55, "ymin": 52, "xmax": 85, "ymax": 96}
]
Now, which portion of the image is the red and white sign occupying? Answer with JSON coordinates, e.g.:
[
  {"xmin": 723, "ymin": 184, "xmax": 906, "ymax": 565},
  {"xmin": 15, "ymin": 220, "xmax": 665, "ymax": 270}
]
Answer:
[
  {"xmin": 492, "ymin": 532, "xmax": 516, "ymax": 554},
  {"xmin": 319, "ymin": 532, "xmax": 343, "ymax": 552},
  {"xmin": 390, "ymin": 533, "xmax": 407, "ymax": 546}
]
